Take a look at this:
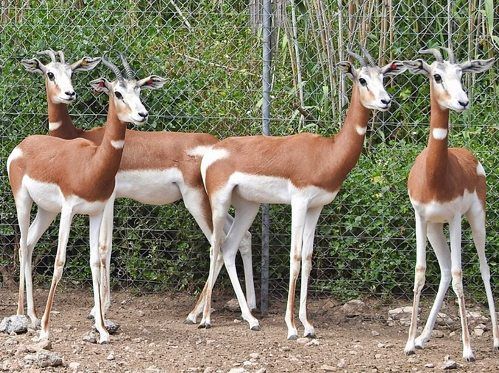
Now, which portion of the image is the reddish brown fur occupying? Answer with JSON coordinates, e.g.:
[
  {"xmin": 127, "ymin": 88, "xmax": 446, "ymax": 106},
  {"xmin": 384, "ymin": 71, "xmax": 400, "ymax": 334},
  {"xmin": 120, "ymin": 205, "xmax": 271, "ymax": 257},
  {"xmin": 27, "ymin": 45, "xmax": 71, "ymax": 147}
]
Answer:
[
  {"xmin": 205, "ymin": 85, "xmax": 371, "ymax": 195},
  {"xmin": 407, "ymin": 84, "xmax": 486, "ymax": 207}
]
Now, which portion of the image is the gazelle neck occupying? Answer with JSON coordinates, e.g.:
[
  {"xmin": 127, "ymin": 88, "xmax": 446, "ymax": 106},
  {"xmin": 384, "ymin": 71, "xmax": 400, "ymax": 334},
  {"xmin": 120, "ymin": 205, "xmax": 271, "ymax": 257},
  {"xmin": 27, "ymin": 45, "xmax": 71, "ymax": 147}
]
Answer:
[
  {"xmin": 426, "ymin": 84, "xmax": 450, "ymax": 185},
  {"xmin": 93, "ymin": 98, "xmax": 127, "ymax": 181},
  {"xmin": 333, "ymin": 85, "xmax": 371, "ymax": 174},
  {"xmin": 46, "ymin": 83, "xmax": 82, "ymax": 139}
]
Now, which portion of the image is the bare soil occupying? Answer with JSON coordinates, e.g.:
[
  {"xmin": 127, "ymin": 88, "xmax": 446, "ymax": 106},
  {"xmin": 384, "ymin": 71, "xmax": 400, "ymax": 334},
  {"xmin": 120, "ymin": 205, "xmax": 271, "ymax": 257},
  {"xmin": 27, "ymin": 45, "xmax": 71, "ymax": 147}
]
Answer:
[{"xmin": 1, "ymin": 288, "xmax": 498, "ymax": 372}]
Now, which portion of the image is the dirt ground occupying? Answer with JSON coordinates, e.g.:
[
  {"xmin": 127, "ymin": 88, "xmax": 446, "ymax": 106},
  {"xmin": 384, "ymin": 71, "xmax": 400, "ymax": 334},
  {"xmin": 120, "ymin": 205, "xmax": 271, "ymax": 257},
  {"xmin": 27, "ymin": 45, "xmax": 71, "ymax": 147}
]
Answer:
[{"xmin": 0, "ymin": 288, "xmax": 498, "ymax": 372}]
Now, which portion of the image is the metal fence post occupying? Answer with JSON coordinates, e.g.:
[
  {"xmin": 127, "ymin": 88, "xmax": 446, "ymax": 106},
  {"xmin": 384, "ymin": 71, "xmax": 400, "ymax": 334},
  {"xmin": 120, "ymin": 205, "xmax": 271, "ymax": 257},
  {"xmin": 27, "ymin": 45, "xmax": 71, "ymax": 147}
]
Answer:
[{"xmin": 260, "ymin": 0, "xmax": 272, "ymax": 316}]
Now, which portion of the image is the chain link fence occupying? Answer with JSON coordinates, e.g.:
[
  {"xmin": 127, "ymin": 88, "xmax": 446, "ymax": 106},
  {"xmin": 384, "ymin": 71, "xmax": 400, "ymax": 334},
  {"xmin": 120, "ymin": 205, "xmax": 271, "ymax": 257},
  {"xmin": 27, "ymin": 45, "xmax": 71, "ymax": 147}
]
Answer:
[{"xmin": 0, "ymin": 1, "xmax": 497, "ymax": 304}]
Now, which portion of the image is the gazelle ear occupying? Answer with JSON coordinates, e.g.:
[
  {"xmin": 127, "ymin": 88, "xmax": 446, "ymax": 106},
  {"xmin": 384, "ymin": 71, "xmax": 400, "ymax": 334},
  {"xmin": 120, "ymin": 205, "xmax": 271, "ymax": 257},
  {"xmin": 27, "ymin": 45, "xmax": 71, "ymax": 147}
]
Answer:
[
  {"xmin": 382, "ymin": 61, "xmax": 407, "ymax": 76},
  {"xmin": 460, "ymin": 58, "xmax": 494, "ymax": 73},
  {"xmin": 337, "ymin": 61, "xmax": 357, "ymax": 79},
  {"xmin": 21, "ymin": 58, "xmax": 46, "ymax": 74},
  {"xmin": 402, "ymin": 59, "xmax": 430, "ymax": 75},
  {"xmin": 90, "ymin": 77, "xmax": 111, "ymax": 94},
  {"xmin": 137, "ymin": 75, "xmax": 167, "ymax": 90},
  {"xmin": 71, "ymin": 57, "xmax": 101, "ymax": 72}
]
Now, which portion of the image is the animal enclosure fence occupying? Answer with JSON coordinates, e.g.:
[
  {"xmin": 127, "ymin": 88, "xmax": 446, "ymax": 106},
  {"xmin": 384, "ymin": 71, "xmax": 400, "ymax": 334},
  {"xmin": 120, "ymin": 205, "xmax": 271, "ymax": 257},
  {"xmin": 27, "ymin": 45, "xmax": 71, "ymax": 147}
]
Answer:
[{"xmin": 0, "ymin": 1, "xmax": 497, "ymax": 305}]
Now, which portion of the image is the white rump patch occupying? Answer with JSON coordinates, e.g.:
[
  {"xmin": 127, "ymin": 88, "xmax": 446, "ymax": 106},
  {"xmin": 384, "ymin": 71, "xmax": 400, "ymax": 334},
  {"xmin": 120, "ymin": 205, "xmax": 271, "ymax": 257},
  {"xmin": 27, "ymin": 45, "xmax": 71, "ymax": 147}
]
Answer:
[
  {"xmin": 432, "ymin": 128, "xmax": 448, "ymax": 140},
  {"xmin": 6, "ymin": 147, "xmax": 23, "ymax": 177},
  {"xmin": 356, "ymin": 125, "xmax": 367, "ymax": 136},
  {"xmin": 476, "ymin": 162, "xmax": 486, "ymax": 177},
  {"xmin": 49, "ymin": 121, "xmax": 62, "ymax": 131},
  {"xmin": 111, "ymin": 140, "xmax": 125, "ymax": 149},
  {"xmin": 187, "ymin": 145, "xmax": 212, "ymax": 158},
  {"xmin": 200, "ymin": 148, "xmax": 230, "ymax": 182}
]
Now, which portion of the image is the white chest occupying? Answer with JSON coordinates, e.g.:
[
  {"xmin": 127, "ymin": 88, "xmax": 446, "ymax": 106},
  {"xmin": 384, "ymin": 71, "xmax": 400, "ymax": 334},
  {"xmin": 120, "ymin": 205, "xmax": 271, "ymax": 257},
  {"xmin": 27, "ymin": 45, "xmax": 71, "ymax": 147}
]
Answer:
[{"xmin": 115, "ymin": 168, "xmax": 184, "ymax": 205}]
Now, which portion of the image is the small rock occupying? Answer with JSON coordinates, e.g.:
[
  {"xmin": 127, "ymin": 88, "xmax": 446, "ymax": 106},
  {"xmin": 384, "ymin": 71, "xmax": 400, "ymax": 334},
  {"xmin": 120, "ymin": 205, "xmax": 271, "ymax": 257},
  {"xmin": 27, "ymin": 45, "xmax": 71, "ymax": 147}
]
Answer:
[
  {"xmin": 320, "ymin": 364, "xmax": 336, "ymax": 371},
  {"xmin": 225, "ymin": 298, "xmax": 240, "ymax": 312},
  {"xmin": 436, "ymin": 312, "xmax": 454, "ymax": 327},
  {"xmin": 474, "ymin": 327, "xmax": 484, "ymax": 337},
  {"xmin": 342, "ymin": 299, "xmax": 366, "ymax": 317},
  {"xmin": 448, "ymin": 331, "xmax": 456, "ymax": 338},
  {"xmin": 24, "ymin": 350, "xmax": 63, "ymax": 368},
  {"xmin": 306, "ymin": 339, "xmax": 320, "ymax": 347},
  {"xmin": 107, "ymin": 352, "xmax": 115, "ymax": 360},
  {"xmin": 337, "ymin": 358, "xmax": 347, "ymax": 368},
  {"xmin": 137, "ymin": 310, "xmax": 145, "ymax": 317},
  {"xmin": 249, "ymin": 352, "xmax": 260, "ymax": 359},
  {"xmin": 104, "ymin": 320, "xmax": 120, "ymax": 334},
  {"xmin": 296, "ymin": 337, "xmax": 309, "ymax": 344},
  {"xmin": 371, "ymin": 330, "xmax": 380, "ymax": 336},
  {"xmin": 69, "ymin": 362, "xmax": 81, "ymax": 371},
  {"xmin": 255, "ymin": 369, "xmax": 266, "ymax": 373},
  {"xmin": 388, "ymin": 306, "xmax": 414, "ymax": 320},
  {"xmin": 0, "ymin": 315, "xmax": 30, "ymax": 334},
  {"xmin": 228, "ymin": 368, "xmax": 247, "ymax": 373},
  {"xmin": 443, "ymin": 356, "xmax": 457, "ymax": 370},
  {"xmin": 374, "ymin": 354, "xmax": 382, "ymax": 359},
  {"xmin": 233, "ymin": 319, "xmax": 242, "ymax": 324},
  {"xmin": 424, "ymin": 363, "xmax": 434, "ymax": 368},
  {"xmin": 82, "ymin": 331, "xmax": 97, "ymax": 344},
  {"xmin": 242, "ymin": 360, "xmax": 253, "ymax": 367},
  {"xmin": 203, "ymin": 368, "xmax": 214, "ymax": 373},
  {"xmin": 431, "ymin": 330, "xmax": 444, "ymax": 338},
  {"xmin": 145, "ymin": 366, "xmax": 160, "ymax": 373}
]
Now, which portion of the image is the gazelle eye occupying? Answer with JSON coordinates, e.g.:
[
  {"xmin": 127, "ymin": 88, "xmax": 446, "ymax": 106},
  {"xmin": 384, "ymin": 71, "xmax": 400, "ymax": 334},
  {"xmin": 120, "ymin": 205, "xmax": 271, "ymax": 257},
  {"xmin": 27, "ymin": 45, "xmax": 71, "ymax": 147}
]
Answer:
[
  {"xmin": 47, "ymin": 72, "xmax": 55, "ymax": 81},
  {"xmin": 115, "ymin": 91, "xmax": 123, "ymax": 100},
  {"xmin": 359, "ymin": 78, "xmax": 367, "ymax": 86},
  {"xmin": 433, "ymin": 74, "xmax": 442, "ymax": 83}
]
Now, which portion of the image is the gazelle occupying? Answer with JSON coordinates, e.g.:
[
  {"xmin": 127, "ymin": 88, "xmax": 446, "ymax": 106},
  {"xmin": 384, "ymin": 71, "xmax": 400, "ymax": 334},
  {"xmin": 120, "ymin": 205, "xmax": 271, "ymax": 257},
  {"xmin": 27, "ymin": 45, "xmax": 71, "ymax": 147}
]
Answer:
[
  {"xmin": 15, "ymin": 50, "xmax": 100, "ymax": 325},
  {"xmin": 19, "ymin": 50, "xmax": 255, "ymax": 327},
  {"xmin": 7, "ymin": 57, "xmax": 165, "ymax": 343},
  {"xmin": 402, "ymin": 48, "xmax": 496, "ymax": 361},
  {"xmin": 198, "ymin": 48, "xmax": 407, "ymax": 337}
]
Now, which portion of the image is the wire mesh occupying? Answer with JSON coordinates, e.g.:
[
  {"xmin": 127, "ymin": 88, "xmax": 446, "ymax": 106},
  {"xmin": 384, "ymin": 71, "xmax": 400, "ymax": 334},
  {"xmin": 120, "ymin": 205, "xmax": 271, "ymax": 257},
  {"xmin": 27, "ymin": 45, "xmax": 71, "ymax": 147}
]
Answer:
[{"xmin": 0, "ymin": 1, "xmax": 497, "ymax": 304}]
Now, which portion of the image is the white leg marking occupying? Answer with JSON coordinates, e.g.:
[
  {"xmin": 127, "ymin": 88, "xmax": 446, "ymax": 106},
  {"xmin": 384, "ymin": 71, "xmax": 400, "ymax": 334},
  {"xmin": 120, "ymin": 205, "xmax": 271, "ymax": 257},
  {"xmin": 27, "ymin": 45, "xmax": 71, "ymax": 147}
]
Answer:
[
  {"xmin": 432, "ymin": 128, "xmax": 448, "ymax": 140},
  {"xmin": 356, "ymin": 125, "xmax": 367, "ymax": 136},
  {"xmin": 48, "ymin": 121, "xmax": 62, "ymax": 131},
  {"xmin": 110, "ymin": 139, "xmax": 125, "ymax": 149}
]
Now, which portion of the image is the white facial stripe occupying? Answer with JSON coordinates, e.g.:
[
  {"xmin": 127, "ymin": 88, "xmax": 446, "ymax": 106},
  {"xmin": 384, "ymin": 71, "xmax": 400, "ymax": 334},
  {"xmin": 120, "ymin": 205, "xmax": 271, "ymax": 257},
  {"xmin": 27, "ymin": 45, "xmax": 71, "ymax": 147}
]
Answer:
[
  {"xmin": 111, "ymin": 140, "xmax": 125, "ymax": 149},
  {"xmin": 49, "ymin": 121, "xmax": 62, "ymax": 131},
  {"xmin": 476, "ymin": 162, "xmax": 486, "ymax": 177},
  {"xmin": 356, "ymin": 125, "xmax": 367, "ymax": 135},
  {"xmin": 432, "ymin": 128, "xmax": 448, "ymax": 140}
]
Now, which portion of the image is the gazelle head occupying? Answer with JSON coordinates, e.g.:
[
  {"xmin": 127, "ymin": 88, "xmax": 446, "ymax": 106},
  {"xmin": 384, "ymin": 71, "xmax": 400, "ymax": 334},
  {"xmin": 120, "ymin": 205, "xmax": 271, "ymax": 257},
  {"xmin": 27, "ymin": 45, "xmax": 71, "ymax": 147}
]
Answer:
[
  {"xmin": 21, "ymin": 49, "xmax": 101, "ymax": 104},
  {"xmin": 403, "ymin": 47, "xmax": 494, "ymax": 112},
  {"xmin": 90, "ymin": 55, "xmax": 166, "ymax": 125},
  {"xmin": 338, "ymin": 46, "xmax": 407, "ymax": 111}
]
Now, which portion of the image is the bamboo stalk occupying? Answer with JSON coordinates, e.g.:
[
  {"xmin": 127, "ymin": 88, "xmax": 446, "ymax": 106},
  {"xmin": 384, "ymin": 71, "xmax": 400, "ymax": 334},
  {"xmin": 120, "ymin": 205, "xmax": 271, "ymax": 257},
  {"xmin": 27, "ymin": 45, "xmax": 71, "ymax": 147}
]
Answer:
[{"xmin": 290, "ymin": 0, "xmax": 305, "ymax": 129}]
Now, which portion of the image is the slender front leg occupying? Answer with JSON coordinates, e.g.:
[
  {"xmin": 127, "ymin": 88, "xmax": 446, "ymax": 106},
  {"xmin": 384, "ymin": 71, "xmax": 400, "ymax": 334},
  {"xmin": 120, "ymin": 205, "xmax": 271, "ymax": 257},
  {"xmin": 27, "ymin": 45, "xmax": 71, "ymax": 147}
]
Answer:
[
  {"xmin": 25, "ymin": 208, "xmax": 58, "ymax": 327},
  {"xmin": 285, "ymin": 199, "xmax": 307, "ymax": 340},
  {"xmin": 299, "ymin": 206, "xmax": 322, "ymax": 338},
  {"xmin": 39, "ymin": 206, "xmax": 73, "ymax": 341},
  {"xmin": 415, "ymin": 222, "xmax": 451, "ymax": 349},
  {"xmin": 449, "ymin": 215, "xmax": 474, "ymax": 361},
  {"xmin": 89, "ymin": 213, "xmax": 109, "ymax": 343},
  {"xmin": 405, "ymin": 212, "xmax": 427, "ymax": 355},
  {"xmin": 467, "ymin": 207, "xmax": 499, "ymax": 350}
]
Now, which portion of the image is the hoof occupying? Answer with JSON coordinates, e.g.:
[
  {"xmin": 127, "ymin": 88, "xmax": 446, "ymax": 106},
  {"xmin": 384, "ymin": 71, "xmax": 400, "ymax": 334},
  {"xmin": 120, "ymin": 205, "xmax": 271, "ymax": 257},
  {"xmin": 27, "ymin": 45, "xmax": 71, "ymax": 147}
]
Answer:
[
  {"xmin": 99, "ymin": 339, "xmax": 109, "ymax": 345},
  {"xmin": 404, "ymin": 348, "xmax": 416, "ymax": 356},
  {"xmin": 198, "ymin": 322, "xmax": 211, "ymax": 329},
  {"xmin": 250, "ymin": 325, "xmax": 260, "ymax": 331},
  {"xmin": 287, "ymin": 334, "xmax": 298, "ymax": 341},
  {"xmin": 87, "ymin": 313, "xmax": 95, "ymax": 320},
  {"xmin": 184, "ymin": 319, "xmax": 195, "ymax": 325},
  {"xmin": 463, "ymin": 354, "xmax": 475, "ymax": 362},
  {"xmin": 304, "ymin": 332, "xmax": 316, "ymax": 339}
]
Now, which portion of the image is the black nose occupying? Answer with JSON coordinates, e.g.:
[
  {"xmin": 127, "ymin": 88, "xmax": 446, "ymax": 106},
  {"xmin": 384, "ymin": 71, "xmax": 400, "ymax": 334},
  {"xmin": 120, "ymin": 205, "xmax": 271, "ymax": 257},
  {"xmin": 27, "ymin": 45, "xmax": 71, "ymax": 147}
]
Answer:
[
  {"xmin": 138, "ymin": 112, "xmax": 148, "ymax": 118},
  {"xmin": 381, "ymin": 98, "xmax": 391, "ymax": 105},
  {"xmin": 65, "ymin": 91, "xmax": 76, "ymax": 97},
  {"xmin": 458, "ymin": 100, "xmax": 469, "ymax": 108}
]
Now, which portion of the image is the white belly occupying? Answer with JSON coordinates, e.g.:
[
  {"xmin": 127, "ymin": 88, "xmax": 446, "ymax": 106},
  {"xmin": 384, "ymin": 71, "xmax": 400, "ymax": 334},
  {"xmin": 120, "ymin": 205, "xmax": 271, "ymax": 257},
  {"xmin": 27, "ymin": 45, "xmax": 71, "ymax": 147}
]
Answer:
[
  {"xmin": 410, "ymin": 190, "xmax": 478, "ymax": 223},
  {"xmin": 230, "ymin": 172, "xmax": 338, "ymax": 207},
  {"xmin": 115, "ymin": 168, "xmax": 183, "ymax": 205}
]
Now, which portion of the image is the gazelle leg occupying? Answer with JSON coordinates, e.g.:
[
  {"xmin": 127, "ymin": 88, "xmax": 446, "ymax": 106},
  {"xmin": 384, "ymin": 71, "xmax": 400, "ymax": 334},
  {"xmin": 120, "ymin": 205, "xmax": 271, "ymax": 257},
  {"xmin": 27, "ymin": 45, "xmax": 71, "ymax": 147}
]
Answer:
[
  {"xmin": 467, "ymin": 207, "xmax": 498, "ymax": 350},
  {"xmin": 39, "ymin": 206, "xmax": 73, "ymax": 341},
  {"xmin": 14, "ymin": 189, "xmax": 33, "ymax": 319},
  {"xmin": 405, "ymin": 213, "xmax": 427, "ymax": 355},
  {"xmin": 299, "ymin": 206, "xmax": 322, "ymax": 338},
  {"xmin": 98, "ymin": 198, "xmax": 114, "ymax": 318},
  {"xmin": 89, "ymin": 213, "xmax": 109, "ymax": 344},
  {"xmin": 449, "ymin": 215, "xmax": 474, "ymax": 361},
  {"xmin": 415, "ymin": 222, "xmax": 451, "ymax": 349},
  {"xmin": 285, "ymin": 199, "xmax": 307, "ymax": 340},
  {"xmin": 218, "ymin": 197, "xmax": 260, "ymax": 330},
  {"xmin": 25, "ymin": 208, "xmax": 58, "ymax": 327}
]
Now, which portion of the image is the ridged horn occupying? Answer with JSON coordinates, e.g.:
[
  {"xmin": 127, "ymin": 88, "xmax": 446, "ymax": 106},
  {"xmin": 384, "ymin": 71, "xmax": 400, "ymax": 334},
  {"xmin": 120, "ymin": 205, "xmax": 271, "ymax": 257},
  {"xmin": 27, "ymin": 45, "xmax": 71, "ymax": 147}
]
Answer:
[
  {"xmin": 120, "ymin": 54, "xmax": 134, "ymax": 79},
  {"xmin": 101, "ymin": 56, "xmax": 124, "ymax": 82},
  {"xmin": 419, "ymin": 48, "xmax": 443, "ymax": 62},
  {"xmin": 37, "ymin": 49, "xmax": 57, "ymax": 63},
  {"xmin": 347, "ymin": 49, "xmax": 367, "ymax": 66}
]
